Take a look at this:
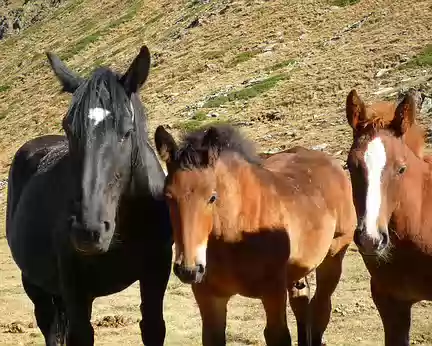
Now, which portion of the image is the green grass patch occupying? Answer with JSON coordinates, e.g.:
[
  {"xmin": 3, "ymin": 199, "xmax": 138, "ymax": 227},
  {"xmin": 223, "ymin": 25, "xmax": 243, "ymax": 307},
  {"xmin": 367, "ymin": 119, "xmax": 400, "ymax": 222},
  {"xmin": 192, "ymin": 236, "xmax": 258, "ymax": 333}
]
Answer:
[
  {"xmin": 192, "ymin": 110, "xmax": 208, "ymax": 120},
  {"xmin": 79, "ymin": 58, "xmax": 105, "ymax": 76},
  {"xmin": 60, "ymin": 31, "xmax": 102, "ymax": 60},
  {"xmin": 107, "ymin": 1, "xmax": 141, "ymax": 30},
  {"xmin": 202, "ymin": 50, "xmax": 225, "ymax": 60},
  {"xmin": 226, "ymin": 49, "xmax": 261, "ymax": 67},
  {"xmin": 332, "ymin": 0, "xmax": 359, "ymax": 6},
  {"xmin": 405, "ymin": 44, "xmax": 432, "ymax": 68},
  {"xmin": 203, "ymin": 74, "xmax": 288, "ymax": 108},
  {"xmin": 264, "ymin": 59, "xmax": 297, "ymax": 72},
  {"xmin": 59, "ymin": 1, "xmax": 142, "ymax": 60},
  {"xmin": 174, "ymin": 118, "xmax": 230, "ymax": 132},
  {"xmin": 146, "ymin": 13, "xmax": 163, "ymax": 25},
  {"xmin": 0, "ymin": 85, "xmax": 11, "ymax": 93}
]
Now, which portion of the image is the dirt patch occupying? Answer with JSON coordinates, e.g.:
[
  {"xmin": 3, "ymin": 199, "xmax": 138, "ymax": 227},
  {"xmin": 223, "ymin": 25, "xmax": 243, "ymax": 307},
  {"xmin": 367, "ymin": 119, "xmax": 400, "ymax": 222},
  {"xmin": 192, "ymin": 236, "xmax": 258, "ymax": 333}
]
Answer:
[{"xmin": 94, "ymin": 315, "xmax": 137, "ymax": 328}]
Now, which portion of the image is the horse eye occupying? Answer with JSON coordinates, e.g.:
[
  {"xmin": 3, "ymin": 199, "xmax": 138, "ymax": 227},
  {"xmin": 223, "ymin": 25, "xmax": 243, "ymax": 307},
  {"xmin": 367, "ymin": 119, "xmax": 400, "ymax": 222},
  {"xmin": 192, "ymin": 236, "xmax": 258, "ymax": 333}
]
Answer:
[
  {"xmin": 397, "ymin": 165, "xmax": 407, "ymax": 175},
  {"xmin": 209, "ymin": 194, "xmax": 217, "ymax": 204},
  {"xmin": 122, "ymin": 130, "xmax": 132, "ymax": 141}
]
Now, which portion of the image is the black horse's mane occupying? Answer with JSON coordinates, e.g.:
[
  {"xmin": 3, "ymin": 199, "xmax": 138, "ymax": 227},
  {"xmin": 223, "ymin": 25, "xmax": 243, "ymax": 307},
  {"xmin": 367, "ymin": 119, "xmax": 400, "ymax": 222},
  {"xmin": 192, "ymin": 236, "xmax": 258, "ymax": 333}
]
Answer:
[
  {"xmin": 65, "ymin": 67, "xmax": 135, "ymax": 141},
  {"xmin": 175, "ymin": 124, "xmax": 261, "ymax": 169}
]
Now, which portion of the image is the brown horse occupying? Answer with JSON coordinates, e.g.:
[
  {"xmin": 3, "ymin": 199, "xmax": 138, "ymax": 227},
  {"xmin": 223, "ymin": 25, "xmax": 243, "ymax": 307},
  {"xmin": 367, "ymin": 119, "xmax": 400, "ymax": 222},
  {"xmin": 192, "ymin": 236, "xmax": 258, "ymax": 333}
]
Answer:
[
  {"xmin": 154, "ymin": 124, "xmax": 355, "ymax": 346},
  {"xmin": 346, "ymin": 90, "xmax": 432, "ymax": 345}
]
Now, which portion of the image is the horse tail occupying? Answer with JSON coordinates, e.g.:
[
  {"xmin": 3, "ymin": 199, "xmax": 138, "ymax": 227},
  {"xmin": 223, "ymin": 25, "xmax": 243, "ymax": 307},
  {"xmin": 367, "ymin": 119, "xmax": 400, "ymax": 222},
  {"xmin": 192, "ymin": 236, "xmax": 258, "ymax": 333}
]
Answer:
[{"xmin": 53, "ymin": 296, "xmax": 68, "ymax": 345}]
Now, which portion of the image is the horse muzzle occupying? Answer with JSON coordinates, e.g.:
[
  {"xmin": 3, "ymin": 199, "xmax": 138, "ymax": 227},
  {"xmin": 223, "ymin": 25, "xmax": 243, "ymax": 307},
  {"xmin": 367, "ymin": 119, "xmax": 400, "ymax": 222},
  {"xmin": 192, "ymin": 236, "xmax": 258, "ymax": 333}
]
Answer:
[
  {"xmin": 69, "ymin": 216, "xmax": 113, "ymax": 254},
  {"xmin": 354, "ymin": 224, "xmax": 389, "ymax": 255},
  {"xmin": 173, "ymin": 262, "xmax": 206, "ymax": 284}
]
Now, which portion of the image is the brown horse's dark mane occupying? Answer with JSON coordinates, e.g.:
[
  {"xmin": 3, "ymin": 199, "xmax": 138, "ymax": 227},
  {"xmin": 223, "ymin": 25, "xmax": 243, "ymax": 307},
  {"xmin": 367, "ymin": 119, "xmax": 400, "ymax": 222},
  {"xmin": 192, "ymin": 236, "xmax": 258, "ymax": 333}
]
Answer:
[{"xmin": 174, "ymin": 124, "xmax": 261, "ymax": 170}]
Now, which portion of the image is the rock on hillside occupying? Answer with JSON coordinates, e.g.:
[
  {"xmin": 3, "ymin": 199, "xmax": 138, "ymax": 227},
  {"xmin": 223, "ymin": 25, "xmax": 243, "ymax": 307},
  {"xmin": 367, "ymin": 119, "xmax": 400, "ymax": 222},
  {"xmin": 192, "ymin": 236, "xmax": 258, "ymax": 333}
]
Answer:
[{"xmin": 0, "ymin": 0, "xmax": 66, "ymax": 39}]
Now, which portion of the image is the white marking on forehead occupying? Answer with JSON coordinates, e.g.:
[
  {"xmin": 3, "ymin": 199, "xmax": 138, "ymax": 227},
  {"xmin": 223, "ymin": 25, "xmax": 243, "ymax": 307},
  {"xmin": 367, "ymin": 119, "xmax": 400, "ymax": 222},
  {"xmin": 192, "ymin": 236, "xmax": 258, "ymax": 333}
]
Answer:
[
  {"xmin": 130, "ymin": 101, "xmax": 135, "ymax": 122},
  {"xmin": 364, "ymin": 137, "xmax": 386, "ymax": 238},
  {"xmin": 195, "ymin": 243, "xmax": 207, "ymax": 267},
  {"xmin": 88, "ymin": 107, "xmax": 111, "ymax": 126}
]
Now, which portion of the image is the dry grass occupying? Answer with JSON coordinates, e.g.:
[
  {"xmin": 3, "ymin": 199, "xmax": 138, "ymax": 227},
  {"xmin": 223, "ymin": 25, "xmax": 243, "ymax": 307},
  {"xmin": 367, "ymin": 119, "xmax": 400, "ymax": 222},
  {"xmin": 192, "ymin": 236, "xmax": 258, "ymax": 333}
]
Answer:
[{"xmin": 1, "ymin": 0, "xmax": 432, "ymax": 344}]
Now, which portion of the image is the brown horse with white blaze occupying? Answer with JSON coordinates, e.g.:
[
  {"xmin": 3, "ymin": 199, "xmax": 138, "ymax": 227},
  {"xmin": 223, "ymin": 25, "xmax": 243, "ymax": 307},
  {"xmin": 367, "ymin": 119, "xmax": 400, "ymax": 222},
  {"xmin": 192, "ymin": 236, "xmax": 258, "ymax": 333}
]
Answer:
[
  {"xmin": 155, "ymin": 124, "xmax": 355, "ymax": 346},
  {"xmin": 346, "ymin": 89, "xmax": 432, "ymax": 345}
]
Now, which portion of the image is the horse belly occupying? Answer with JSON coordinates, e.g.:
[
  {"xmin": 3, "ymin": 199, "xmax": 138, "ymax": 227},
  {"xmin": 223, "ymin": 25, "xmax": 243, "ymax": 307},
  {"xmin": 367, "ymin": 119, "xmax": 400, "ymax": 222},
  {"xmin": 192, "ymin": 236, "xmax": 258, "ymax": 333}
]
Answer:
[{"xmin": 206, "ymin": 241, "xmax": 290, "ymax": 298}]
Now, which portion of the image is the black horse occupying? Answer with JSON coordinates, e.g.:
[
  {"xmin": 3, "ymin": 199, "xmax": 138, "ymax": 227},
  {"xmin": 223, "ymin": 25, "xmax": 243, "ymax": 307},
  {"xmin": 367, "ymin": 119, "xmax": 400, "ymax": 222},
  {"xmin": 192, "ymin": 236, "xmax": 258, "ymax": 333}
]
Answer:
[{"xmin": 6, "ymin": 46, "xmax": 173, "ymax": 345}]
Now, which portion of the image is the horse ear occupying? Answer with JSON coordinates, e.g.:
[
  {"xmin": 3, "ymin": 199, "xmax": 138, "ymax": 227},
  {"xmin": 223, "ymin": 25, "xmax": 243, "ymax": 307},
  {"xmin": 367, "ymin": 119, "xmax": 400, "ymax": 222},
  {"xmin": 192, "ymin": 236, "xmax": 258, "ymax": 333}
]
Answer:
[
  {"xmin": 391, "ymin": 92, "xmax": 417, "ymax": 136},
  {"xmin": 155, "ymin": 126, "xmax": 178, "ymax": 164},
  {"xmin": 46, "ymin": 52, "xmax": 84, "ymax": 93},
  {"xmin": 120, "ymin": 45, "xmax": 151, "ymax": 95},
  {"xmin": 346, "ymin": 89, "xmax": 366, "ymax": 130},
  {"xmin": 203, "ymin": 126, "xmax": 220, "ymax": 166}
]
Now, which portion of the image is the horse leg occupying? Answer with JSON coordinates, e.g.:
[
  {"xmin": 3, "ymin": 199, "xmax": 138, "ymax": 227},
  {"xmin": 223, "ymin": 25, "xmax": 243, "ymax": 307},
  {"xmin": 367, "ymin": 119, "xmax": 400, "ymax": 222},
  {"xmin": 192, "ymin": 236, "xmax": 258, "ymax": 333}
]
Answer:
[
  {"xmin": 139, "ymin": 249, "xmax": 172, "ymax": 346},
  {"xmin": 288, "ymin": 276, "xmax": 311, "ymax": 346},
  {"xmin": 371, "ymin": 279, "xmax": 412, "ymax": 346},
  {"xmin": 52, "ymin": 295, "xmax": 67, "ymax": 346},
  {"xmin": 192, "ymin": 284, "xmax": 229, "ymax": 346},
  {"xmin": 261, "ymin": 290, "xmax": 291, "ymax": 346},
  {"xmin": 22, "ymin": 275, "xmax": 57, "ymax": 346},
  {"xmin": 308, "ymin": 246, "xmax": 348, "ymax": 346},
  {"xmin": 64, "ymin": 296, "xmax": 93, "ymax": 346}
]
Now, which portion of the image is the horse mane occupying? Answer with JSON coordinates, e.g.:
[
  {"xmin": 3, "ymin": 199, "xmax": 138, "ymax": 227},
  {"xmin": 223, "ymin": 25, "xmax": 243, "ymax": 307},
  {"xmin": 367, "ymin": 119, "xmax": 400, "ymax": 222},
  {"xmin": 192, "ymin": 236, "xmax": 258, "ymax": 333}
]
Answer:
[
  {"xmin": 175, "ymin": 124, "xmax": 261, "ymax": 169},
  {"xmin": 65, "ymin": 67, "xmax": 133, "ymax": 140},
  {"xmin": 355, "ymin": 100, "xmax": 426, "ymax": 159},
  {"xmin": 132, "ymin": 94, "xmax": 165, "ymax": 197}
]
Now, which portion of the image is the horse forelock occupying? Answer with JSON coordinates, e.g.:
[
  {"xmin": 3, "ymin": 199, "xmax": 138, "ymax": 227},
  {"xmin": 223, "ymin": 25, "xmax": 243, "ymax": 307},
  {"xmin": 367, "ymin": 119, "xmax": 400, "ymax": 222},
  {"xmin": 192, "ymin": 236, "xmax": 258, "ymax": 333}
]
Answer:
[
  {"xmin": 353, "ymin": 101, "xmax": 425, "ymax": 160},
  {"xmin": 173, "ymin": 124, "xmax": 262, "ymax": 170},
  {"xmin": 65, "ymin": 67, "xmax": 134, "ymax": 142}
]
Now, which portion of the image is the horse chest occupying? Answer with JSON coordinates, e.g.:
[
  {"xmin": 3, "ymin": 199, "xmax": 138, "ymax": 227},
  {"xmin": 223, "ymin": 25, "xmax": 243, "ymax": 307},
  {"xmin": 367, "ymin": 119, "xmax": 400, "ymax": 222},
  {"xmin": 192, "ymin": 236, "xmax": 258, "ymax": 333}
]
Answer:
[{"xmin": 363, "ymin": 248, "xmax": 432, "ymax": 301}]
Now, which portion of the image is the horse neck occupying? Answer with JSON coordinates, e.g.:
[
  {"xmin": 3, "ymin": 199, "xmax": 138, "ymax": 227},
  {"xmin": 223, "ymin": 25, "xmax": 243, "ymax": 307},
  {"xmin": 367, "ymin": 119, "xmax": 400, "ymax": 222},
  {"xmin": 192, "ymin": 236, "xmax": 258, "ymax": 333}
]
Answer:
[
  {"xmin": 129, "ymin": 134, "xmax": 165, "ymax": 200},
  {"xmin": 213, "ymin": 155, "xmax": 282, "ymax": 240}
]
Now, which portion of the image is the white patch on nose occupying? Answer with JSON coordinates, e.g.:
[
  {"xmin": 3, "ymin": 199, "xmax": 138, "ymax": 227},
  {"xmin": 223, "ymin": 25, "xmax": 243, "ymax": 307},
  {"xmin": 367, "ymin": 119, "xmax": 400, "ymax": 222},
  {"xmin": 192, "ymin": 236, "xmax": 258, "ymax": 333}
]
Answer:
[
  {"xmin": 88, "ymin": 107, "xmax": 111, "ymax": 126},
  {"xmin": 195, "ymin": 243, "xmax": 207, "ymax": 267},
  {"xmin": 364, "ymin": 137, "xmax": 386, "ymax": 239},
  {"xmin": 174, "ymin": 243, "xmax": 183, "ymax": 263}
]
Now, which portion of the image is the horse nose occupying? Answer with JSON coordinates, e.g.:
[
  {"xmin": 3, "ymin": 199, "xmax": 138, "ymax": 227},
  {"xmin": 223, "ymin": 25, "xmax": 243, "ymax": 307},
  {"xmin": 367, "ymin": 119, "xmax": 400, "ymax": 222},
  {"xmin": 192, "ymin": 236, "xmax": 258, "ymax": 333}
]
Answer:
[
  {"xmin": 353, "ymin": 225, "xmax": 364, "ymax": 248},
  {"xmin": 70, "ymin": 216, "xmax": 106, "ymax": 242},
  {"xmin": 377, "ymin": 229, "xmax": 389, "ymax": 251},
  {"xmin": 173, "ymin": 263, "xmax": 205, "ymax": 284}
]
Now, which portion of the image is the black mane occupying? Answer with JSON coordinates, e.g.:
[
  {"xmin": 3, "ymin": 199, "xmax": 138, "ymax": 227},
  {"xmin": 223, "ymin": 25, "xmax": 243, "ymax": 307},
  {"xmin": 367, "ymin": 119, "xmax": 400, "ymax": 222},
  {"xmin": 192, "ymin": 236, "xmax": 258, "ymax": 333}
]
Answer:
[
  {"xmin": 175, "ymin": 124, "xmax": 261, "ymax": 169},
  {"xmin": 65, "ymin": 67, "xmax": 134, "ymax": 140}
]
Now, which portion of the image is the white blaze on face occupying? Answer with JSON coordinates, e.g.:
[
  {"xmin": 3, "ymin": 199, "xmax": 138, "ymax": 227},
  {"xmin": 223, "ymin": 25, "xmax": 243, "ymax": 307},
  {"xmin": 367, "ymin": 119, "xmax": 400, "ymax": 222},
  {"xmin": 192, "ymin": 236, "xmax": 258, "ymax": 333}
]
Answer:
[
  {"xmin": 364, "ymin": 137, "xmax": 386, "ymax": 239},
  {"xmin": 88, "ymin": 107, "xmax": 111, "ymax": 126},
  {"xmin": 195, "ymin": 243, "xmax": 207, "ymax": 267}
]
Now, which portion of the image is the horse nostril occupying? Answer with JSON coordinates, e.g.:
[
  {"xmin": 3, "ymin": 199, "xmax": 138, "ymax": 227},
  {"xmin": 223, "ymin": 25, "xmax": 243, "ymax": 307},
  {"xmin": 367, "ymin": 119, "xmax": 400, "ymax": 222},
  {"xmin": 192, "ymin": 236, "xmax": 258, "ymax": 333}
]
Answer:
[
  {"xmin": 103, "ymin": 221, "xmax": 110, "ymax": 232},
  {"xmin": 90, "ymin": 230, "xmax": 100, "ymax": 242},
  {"xmin": 353, "ymin": 228, "xmax": 362, "ymax": 246},
  {"xmin": 197, "ymin": 264, "xmax": 205, "ymax": 274},
  {"xmin": 68, "ymin": 215, "xmax": 76, "ymax": 227},
  {"xmin": 378, "ymin": 230, "xmax": 389, "ymax": 250}
]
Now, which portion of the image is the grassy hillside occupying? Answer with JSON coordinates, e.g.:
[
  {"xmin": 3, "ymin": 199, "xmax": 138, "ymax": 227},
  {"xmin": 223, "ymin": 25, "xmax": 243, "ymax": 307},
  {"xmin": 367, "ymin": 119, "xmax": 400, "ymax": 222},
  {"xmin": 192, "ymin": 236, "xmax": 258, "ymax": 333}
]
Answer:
[
  {"xmin": 0, "ymin": 0, "xmax": 432, "ymax": 345},
  {"xmin": 1, "ymin": 0, "xmax": 431, "ymax": 180}
]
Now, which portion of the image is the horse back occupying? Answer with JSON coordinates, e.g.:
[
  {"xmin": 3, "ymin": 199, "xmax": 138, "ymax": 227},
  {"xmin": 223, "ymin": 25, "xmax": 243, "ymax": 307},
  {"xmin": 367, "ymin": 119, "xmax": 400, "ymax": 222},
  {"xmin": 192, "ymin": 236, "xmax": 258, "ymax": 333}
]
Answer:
[{"xmin": 263, "ymin": 146, "xmax": 355, "ymax": 246}]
